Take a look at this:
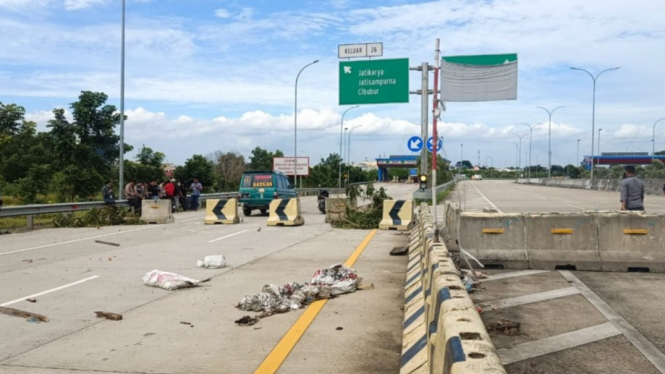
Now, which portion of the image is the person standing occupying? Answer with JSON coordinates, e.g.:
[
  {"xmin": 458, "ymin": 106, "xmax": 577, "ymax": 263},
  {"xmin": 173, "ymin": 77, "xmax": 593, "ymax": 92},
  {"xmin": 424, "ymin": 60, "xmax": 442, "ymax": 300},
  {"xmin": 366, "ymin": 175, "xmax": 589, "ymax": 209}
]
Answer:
[
  {"xmin": 102, "ymin": 181, "xmax": 115, "ymax": 205},
  {"xmin": 190, "ymin": 178, "xmax": 202, "ymax": 211},
  {"xmin": 149, "ymin": 181, "xmax": 160, "ymax": 200},
  {"xmin": 620, "ymin": 165, "xmax": 645, "ymax": 211}
]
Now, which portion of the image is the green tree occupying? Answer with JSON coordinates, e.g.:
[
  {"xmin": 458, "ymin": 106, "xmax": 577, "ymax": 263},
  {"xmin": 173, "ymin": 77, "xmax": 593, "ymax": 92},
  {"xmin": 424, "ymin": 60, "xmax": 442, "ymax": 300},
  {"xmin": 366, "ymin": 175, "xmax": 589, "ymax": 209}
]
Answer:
[
  {"xmin": 248, "ymin": 147, "xmax": 285, "ymax": 171},
  {"xmin": 210, "ymin": 151, "xmax": 246, "ymax": 191},
  {"xmin": 123, "ymin": 145, "xmax": 167, "ymax": 183},
  {"xmin": 174, "ymin": 154, "xmax": 215, "ymax": 191},
  {"xmin": 14, "ymin": 164, "xmax": 52, "ymax": 204},
  {"xmin": 47, "ymin": 91, "xmax": 123, "ymax": 201},
  {"xmin": 0, "ymin": 102, "xmax": 25, "ymax": 137}
]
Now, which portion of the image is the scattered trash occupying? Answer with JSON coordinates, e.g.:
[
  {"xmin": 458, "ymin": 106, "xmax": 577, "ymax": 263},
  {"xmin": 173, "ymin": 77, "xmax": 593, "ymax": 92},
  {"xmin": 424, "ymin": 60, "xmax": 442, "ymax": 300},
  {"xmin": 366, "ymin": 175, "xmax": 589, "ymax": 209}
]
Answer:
[
  {"xmin": 95, "ymin": 240, "xmax": 120, "ymax": 247},
  {"xmin": 336, "ymin": 326, "xmax": 343, "ymax": 331},
  {"xmin": 235, "ymin": 264, "xmax": 361, "ymax": 326},
  {"xmin": 142, "ymin": 269, "xmax": 201, "ymax": 291},
  {"xmin": 235, "ymin": 315, "xmax": 261, "ymax": 326},
  {"xmin": 27, "ymin": 317, "xmax": 41, "ymax": 323},
  {"xmin": 462, "ymin": 269, "xmax": 487, "ymax": 279},
  {"xmin": 0, "ymin": 306, "xmax": 49, "ymax": 322},
  {"xmin": 357, "ymin": 283, "xmax": 374, "ymax": 291},
  {"xmin": 253, "ymin": 327, "xmax": 262, "ymax": 330},
  {"xmin": 485, "ymin": 320, "xmax": 521, "ymax": 337},
  {"xmin": 389, "ymin": 246, "xmax": 408, "ymax": 256},
  {"xmin": 21, "ymin": 259, "xmax": 33, "ymax": 263},
  {"xmin": 196, "ymin": 255, "xmax": 226, "ymax": 269},
  {"xmin": 26, "ymin": 298, "xmax": 37, "ymax": 303},
  {"xmin": 180, "ymin": 321, "xmax": 192, "ymax": 325},
  {"xmin": 257, "ymin": 227, "xmax": 261, "ymax": 232},
  {"xmin": 94, "ymin": 311, "xmax": 123, "ymax": 321}
]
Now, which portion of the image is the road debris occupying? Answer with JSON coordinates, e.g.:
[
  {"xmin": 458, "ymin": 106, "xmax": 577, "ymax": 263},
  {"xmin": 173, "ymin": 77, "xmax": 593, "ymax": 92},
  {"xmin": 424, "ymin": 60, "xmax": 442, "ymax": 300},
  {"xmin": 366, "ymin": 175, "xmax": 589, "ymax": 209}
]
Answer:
[
  {"xmin": 21, "ymin": 259, "xmax": 33, "ymax": 263},
  {"xmin": 336, "ymin": 326, "xmax": 344, "ymax": 331},
  {"xmin": 196, "ymin": 255, "xmax": 226, "ymax": 269},
  {"xmin": 94, "ymin": 311, "xmax": 123, "ymax": 321},
  {"xmin": 0, "ymin": 306, "xmax": 49, "ymax": 322},
  {"xmin": 235, "ymin": 315, "xmax": 260, "ymax": 326},
  {"xmin": 95, "ymin": 240, "xmax": 120, "ymax": 247},
  {"xmin": 357, "ymin": 283, "xmax": 374, "ymax": 291},
  {"xmin": 257, "ymin": 227, "xmax": 261, "ymax": 232},
  {"xmin": 235, "ymin": 264, "xmax": 361, "ymax": 326},
  {"xmin": 142, "ymin": 270, "xmax": 201, "ymax": 291},
  {"xmin": 26, "ymin": 298, "xmax": 37, "ymax": 303},
  {"xmin": 485, "ymin": 320, "xmax": 521, "ymax": 337},
  {"xmin": 389, "ymin": 246, "xmax": 408, "ymax": 256}
]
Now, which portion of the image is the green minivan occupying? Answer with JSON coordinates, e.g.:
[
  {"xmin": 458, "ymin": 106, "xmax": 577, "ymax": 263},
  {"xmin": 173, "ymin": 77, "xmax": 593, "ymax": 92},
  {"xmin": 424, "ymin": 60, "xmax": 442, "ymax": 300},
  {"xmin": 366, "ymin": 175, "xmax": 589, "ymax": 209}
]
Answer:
[{"xmin": 238, "ymin": 171, "xmax": 297, "ymax": 216}]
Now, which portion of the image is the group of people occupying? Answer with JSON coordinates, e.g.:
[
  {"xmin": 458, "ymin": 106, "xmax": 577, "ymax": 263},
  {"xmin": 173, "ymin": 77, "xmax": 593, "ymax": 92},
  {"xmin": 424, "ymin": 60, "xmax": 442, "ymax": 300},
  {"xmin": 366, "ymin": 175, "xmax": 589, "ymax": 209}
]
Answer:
[{"xmin": 102, "ymin": 178, "xmax": 203, "ymax": 213}]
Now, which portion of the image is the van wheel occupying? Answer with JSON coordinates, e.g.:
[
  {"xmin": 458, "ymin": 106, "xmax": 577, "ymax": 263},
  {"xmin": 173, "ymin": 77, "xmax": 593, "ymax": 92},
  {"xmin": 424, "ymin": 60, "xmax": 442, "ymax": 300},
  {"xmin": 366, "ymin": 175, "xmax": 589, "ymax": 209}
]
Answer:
[
  {"xmin": 260, "ymin": 209, "xmax": 267, "ymax": 215},
  {"xmin": 243, "ymin": 207, "xmax": 252, "ymax": 217}
]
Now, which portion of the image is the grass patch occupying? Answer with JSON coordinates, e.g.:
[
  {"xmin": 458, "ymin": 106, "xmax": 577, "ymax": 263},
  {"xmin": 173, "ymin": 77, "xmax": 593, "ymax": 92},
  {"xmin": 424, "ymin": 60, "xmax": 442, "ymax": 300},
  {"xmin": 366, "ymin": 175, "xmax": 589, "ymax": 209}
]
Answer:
[{"xmin": 415, "ymin": 183, "xmax": 455, "ymax": 206}]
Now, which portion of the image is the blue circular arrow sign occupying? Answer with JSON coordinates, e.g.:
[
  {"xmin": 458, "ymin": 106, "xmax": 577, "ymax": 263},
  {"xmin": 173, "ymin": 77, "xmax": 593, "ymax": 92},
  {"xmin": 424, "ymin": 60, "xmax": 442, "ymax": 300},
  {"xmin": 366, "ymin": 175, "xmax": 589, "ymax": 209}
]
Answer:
[
  {"xmin": 427, "ymin": 137, "xmax": 443, "ymax": 152},
  {"xmin": 407, "ymin": 136, "xmax": 423, "ymax": 152}
]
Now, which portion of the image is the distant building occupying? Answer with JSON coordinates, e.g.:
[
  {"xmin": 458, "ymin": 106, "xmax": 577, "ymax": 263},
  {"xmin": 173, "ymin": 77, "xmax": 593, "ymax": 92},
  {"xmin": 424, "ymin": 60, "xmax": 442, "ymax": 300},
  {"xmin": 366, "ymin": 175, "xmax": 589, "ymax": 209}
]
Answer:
[{"xmin": 351, "ymin": 160, "xmax": 378, "ymax": 171}]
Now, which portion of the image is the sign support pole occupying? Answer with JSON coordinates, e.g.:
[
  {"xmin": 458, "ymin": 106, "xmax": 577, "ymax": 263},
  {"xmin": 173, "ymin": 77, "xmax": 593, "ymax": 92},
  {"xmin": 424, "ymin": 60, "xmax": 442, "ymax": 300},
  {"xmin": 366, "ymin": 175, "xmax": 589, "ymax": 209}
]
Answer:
[
  {"xmin": 432, "ymin": 39, "xmax": 441, "ymax": 233},
  {"xmin": 420, "ymin": 62, "xmax": 429, "ymax": 177}
]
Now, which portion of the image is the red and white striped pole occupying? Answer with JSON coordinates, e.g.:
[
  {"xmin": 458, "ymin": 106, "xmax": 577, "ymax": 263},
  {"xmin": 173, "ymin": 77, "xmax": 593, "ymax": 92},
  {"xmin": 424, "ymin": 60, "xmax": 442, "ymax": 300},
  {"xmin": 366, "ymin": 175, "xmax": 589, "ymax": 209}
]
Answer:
[{"xmin": 432, "ymin": 38, "xmax": 441, "ymax": 229}]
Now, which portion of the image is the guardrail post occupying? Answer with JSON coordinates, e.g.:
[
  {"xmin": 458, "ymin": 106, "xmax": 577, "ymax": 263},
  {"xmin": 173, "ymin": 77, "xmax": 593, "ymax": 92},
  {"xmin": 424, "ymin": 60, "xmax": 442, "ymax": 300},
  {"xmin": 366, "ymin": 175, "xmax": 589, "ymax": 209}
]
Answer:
[{"xmin": 26, "ymin": 215, "xmax": 34, "ymax": 230}]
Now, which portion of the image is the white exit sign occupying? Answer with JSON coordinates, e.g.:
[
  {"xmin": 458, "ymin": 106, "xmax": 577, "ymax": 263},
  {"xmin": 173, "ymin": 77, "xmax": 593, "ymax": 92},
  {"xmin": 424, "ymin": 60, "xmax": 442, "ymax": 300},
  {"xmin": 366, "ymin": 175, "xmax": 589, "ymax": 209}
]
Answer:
[{"xmin": 338, "ymin": 42, "xmax": 383, "ymax": 59}]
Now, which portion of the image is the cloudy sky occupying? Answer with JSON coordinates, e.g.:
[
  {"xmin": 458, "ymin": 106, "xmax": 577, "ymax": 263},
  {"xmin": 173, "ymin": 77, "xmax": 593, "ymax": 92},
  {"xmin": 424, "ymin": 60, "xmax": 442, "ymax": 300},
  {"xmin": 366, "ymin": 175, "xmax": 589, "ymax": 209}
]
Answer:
[{"xmin": 1, "ymin": 0, "xmax": 664, "ymax": 168}]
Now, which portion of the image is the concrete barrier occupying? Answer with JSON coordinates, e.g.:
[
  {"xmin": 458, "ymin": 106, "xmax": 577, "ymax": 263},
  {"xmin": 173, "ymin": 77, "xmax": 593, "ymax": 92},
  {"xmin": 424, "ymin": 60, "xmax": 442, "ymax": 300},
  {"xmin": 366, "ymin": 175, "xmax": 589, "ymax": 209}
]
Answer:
[
  {"xmin": 593, "ymin": 212, "xmax": 665, "ymax": 272},
  {"xmin": 380, "ymin": 200, "xmax": 416, "ymax": 231},
  {"xmin": 458, "ymin": 213, "xmax": 528, "ymax": 269},
  {"xmin": 140, "ymin": 199, "xmax": 174, "ymax": 224},
  {"xmin": 524, "ymin": 213, "xmax": 601, "ymax": 271},
  {"xmin": 400, "ymin": 203, "xmax": 505, "ymax": 374},
  {"xmin": 519, "ymin": 178, "xmax": 665, "ymax": 196},
  {"xmin": 267, "ymin": 198, "xmax": 304, "ymax": 226},
  {"xmin": 204, "ymin": 199, "xmax": 240, "ymax": 225}
]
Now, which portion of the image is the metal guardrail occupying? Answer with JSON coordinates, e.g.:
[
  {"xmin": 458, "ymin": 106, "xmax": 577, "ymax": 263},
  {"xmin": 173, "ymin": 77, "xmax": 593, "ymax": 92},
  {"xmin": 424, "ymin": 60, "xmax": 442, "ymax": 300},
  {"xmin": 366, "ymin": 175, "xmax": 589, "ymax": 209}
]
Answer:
[
  {"xmin": 435, "ymin": 181, "xmax": 455, "ymax": 193},
  {"xmin": 0, "ymin": 184, "xmax": 375, "ymax": 220}
]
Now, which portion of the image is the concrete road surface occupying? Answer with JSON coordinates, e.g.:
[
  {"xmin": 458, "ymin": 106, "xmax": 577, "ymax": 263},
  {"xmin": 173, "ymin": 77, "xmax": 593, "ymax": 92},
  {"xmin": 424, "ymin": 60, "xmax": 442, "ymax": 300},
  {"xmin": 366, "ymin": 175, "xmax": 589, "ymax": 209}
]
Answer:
[
  {"xmin": 0, "ymin": 183, "xmax": 415, "ymax": 374},
  {"xmin": 449, "ymin": 179, "xmax": 665, "ymax": 214},
  {"xmin": 450, "ymin": 180, "xmax": 665, "ymax": 374}
]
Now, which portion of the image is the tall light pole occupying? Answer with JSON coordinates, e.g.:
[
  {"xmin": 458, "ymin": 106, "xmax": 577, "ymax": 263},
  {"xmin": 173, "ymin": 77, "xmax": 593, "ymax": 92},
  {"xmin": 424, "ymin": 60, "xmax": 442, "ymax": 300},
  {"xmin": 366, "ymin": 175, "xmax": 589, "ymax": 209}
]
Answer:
[
  {"xmin": 521, "ymin": 123, "xmax": 537, "ymax": 181},
  {"xmin": 119, "ymin": 0, "xmax": 126, "ymax": 199},
  {"xmin": 598, "ymin": 128, "xmax": 603, "ymax": 156},
  {"xmin": 459, "ymin": 144, "xmax": 463, "ymax": 178},
  {"xmin": 338, "ymin": 106, "xmax": 358, "ymax": 188},
  {"xmin": 571, "ymin": 66, "xmax": 620, "ymax": 179},
  {"xmin": 511, "ymin": 133, "xmax": 527, "ymax": 173},
  {"xmin": 294, "ymin": 59, "xmax": 319, "ymax": 187},
  {"xmin": 347, "ymin": 125, "xmax": 363, "ymax": 164},
  {"xmin": 537, "ymin": 106, "xmax": 564, "ymax": 179},
  {"xmin": 652, "ymin": 118, "xmax": 665, "ymax": 162}
]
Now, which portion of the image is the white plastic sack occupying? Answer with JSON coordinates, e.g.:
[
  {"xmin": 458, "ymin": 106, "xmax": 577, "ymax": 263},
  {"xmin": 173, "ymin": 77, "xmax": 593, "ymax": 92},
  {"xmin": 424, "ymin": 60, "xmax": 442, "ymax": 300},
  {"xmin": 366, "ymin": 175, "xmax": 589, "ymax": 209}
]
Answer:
[
  {"xmin": 142, "ymin": 269, "xmax": 200, "ymax": 291},
  {"xmin": 196, "ymin": 255, "xmax": 226, "ymax": 269},
  {"xmin": 309, "ymin": 264, "xmax": 360, "ymax": 296}
]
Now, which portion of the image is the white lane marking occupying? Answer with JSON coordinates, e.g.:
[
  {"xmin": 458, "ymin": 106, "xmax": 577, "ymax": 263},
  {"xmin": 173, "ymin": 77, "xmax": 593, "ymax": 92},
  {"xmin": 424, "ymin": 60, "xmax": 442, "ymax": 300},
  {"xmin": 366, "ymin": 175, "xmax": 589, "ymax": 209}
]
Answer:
[
  {"xmin": 497, "ymin": 322, "xmax": 621, "ymax": 365},
  {"xmin": 471, "ymin": 183, "xmax": 503, "ymax": 213},
  {"xmin": 537, "ymin": 197, "xmax": 548, "ymax": 200},
  {"xmin": 566, "ymin": 204, "xmax": 587, "ymax": 210},
  {"xmin": 0, "ymin": 216, "xmax": 202, "ymax": 257},
  {"xmin": 484, "ymin": 270, "xmax": 551, "ymax": 282},
  {"xmin": 560, "ymin": 271, "xmax": 665, "ymax": 373},
  {"xmin": 1, "ymin": 275, "xmax": 100, "ymax": 307},
  {"xmin": 208, "ymin": 230, "xmax": 248, "ymax": 243},
  {"xmin": 481, "ymin": 287, "xmax": 580, "ymax": 310}
]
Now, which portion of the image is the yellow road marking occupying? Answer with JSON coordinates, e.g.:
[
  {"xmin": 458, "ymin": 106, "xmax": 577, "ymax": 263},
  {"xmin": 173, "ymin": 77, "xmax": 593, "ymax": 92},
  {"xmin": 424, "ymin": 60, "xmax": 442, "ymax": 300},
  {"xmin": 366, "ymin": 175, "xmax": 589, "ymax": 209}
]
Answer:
[
  {"xmin": 551, "ymin": 228, "xmax": 574, "ymax": 234},
  {"xmin": 482, "ymin": 228, "xmax": 504, "ymax": 234},
  {"xmin": 624, "ymin": 229, "xmax": 648, "ymax": 235},
  {"xmin": 254, "ymin": 229, "xmax": 378, "ymax": 374}
]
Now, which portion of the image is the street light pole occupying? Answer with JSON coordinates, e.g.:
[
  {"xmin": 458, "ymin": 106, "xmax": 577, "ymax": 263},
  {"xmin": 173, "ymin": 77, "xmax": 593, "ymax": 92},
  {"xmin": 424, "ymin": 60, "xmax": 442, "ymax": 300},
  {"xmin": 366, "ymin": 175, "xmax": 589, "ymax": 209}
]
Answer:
[
  {"xmin": 294, "ymin": 59, "xmax": 319, "ymax": 187},
  {"xmin": 347, "ymin": 125, "xmax": 363, "ymax": 165},
  {"xmin": 652, "ymin": 118, "xmax": 665, "ymax": 162},
  {"xmin": 459, "ymin": 144, "xmax": 463, "ymax": 178},
  {"xmin": 338, "ymin": 106, "xmax": 358, "ymax": 188},
  {"xmin": 511, "ymin": 133, "xmax": 527, "ymax": 174},
  {"xmin": 537, "ymin": 106, "xmax": 564, "ymax": 179},
  {"xmin": 598, "ymin": 128, "xmax": 603, "ymax": 156},
  {"xmin": 119, "ymin": 0, "xmax": 126, "ymax": 199},
  {"xmin": 521, "ymin": 123, "xmax": 537, "ymax": 181},
  {"xmin": 571, "ymin": 66, "xmax": 620, "ymax": 179}
]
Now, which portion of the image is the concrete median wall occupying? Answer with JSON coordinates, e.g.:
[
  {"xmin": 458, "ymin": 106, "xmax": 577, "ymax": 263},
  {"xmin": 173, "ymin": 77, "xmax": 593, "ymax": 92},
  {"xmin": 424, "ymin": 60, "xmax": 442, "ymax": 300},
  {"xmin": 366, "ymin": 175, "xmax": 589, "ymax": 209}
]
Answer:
[
  {"xmin": 400, "ymin": 203, "xmax": 506, "ymax": 374},
  {"xmin": 519, "ymin": 178, "xmax": 665, "ymax": 195},
  {"xmin": 442, "ymin": 201, "xmax": 665, "ymax": 272}
]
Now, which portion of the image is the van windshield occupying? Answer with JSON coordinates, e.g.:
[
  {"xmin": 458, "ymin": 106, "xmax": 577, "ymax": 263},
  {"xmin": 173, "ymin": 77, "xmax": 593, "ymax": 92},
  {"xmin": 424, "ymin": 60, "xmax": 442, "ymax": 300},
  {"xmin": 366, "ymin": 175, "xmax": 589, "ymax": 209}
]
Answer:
[{"xmin": 242, "ymin": 174, "xmax": 273, "ymax": 188}]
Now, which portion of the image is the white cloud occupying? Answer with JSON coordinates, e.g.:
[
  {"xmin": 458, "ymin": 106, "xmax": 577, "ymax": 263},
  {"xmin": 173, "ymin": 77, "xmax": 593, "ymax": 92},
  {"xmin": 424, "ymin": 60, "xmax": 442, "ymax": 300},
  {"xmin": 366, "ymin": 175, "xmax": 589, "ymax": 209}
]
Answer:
[
  {"xmin": 64, "ymin": 0, "xmax": 105, "ymax": 10},
  {"xmin": 235, "ymin": 7, "xmax": 254, "ymax": 21},
  {"xmin": 214, "ymin": 8, "xmax": 230, "ymax": 18},
  {"xmin": 612, "ymin": 124, "xmax": 652, "ymax": 140}
]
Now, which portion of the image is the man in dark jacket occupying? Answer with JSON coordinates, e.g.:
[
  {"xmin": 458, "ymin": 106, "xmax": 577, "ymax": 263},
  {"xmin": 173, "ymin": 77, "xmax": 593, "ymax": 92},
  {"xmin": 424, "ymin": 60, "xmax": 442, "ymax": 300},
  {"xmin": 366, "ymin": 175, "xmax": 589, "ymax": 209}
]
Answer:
[
  {"xmin": 102, "ymin": 181, "xmax": 115, "ymax": 205},
  {"xmin": 620, "ymin": 165, "xmax": 645, "ymax": 211}
]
